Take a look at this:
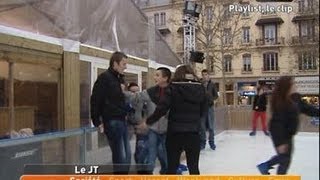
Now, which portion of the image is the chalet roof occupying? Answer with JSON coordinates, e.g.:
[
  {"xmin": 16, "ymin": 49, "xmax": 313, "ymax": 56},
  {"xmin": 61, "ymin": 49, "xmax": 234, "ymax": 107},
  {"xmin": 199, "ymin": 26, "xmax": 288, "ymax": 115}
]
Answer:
[{"xmin": 0, "ymin": 0, "xmax": 181, "ymax": 67}]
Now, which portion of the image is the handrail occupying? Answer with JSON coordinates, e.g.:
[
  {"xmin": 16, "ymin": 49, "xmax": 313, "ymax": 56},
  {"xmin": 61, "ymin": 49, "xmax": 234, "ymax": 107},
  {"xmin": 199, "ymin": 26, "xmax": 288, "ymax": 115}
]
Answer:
[{"xmin": 0, "ymin": 127, "xmax": 98, "ymax": 148}]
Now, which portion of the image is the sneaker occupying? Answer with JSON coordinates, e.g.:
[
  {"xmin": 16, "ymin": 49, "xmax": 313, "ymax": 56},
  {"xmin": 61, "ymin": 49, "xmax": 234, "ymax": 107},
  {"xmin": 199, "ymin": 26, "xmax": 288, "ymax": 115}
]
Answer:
[
  {"xmin": 264, "ymin": 131, "xmax": 270, "ymax": 136},
  {"xmin": 209, "ymin": 143, "xmax": 216, "ymax": 150},
  {"xmin": 178, "ymin": 164, "xmax": 188, "ymax": 171},
  {"xmin": 176, "ymin": 168, "xmax": 183, "ymax": 174},
  {"xmin": 249, "ymin": 131, "xmax": 256, "ymax": 136},
  {"xmin": 257, "ymin": 162, "xmax": 271, "ymax": 175}
]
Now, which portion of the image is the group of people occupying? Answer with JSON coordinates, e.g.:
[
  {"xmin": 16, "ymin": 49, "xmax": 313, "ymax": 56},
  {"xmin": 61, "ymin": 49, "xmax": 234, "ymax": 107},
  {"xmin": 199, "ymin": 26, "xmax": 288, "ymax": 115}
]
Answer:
[
  {"xmin": 90, "ymin": 51, "xmax": 319, "ymax": 175},
  {"xmin": 90, "ymin": 51, "xmax": 218, "ymax": 174}
]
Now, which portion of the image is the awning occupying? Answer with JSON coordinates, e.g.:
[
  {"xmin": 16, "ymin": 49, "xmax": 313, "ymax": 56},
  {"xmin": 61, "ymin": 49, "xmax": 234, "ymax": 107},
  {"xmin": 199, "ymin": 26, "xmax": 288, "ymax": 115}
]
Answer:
[
  {"xmin": 255, "ymin": 17, "xmax": 284, "ymax": 25},
  {"xmin": 292, "ymin": 15, "xmax": 317, "ymax": 22}
]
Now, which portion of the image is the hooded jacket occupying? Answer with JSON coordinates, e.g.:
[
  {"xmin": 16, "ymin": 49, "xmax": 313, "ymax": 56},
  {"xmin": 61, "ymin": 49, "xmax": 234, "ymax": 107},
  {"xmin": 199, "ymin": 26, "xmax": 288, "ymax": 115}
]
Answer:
[
  {"xmin": 146, "ymin": 78, "xmax": 208, "ymax": 133},
  {"xmin": 123, "ymin": 86, "xmax": 168, "ymax": 134}
]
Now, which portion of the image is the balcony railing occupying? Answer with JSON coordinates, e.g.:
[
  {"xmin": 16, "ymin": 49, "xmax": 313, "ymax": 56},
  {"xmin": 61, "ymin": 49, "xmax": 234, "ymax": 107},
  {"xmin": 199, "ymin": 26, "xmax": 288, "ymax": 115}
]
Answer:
[
  {"xmin": 156, "ymin": 24, "xmax": 171, "ymax": 35},
  {"xmin": 261, "ymin": 66, "xmax": 279, "ymax": 73},
  {"xmin": 256, "ymin": 37, "xmax": 285, "ymax": 46},
  {"xmin": 224, "ymin": 70, "xmax": 234, "ymax": 74},
  {"xmin": 241, "ymin": 67, "xmax": 253, "ymax": 74},
  {"xmin": 291, "ymin": 36, "xmax": 319, "ymax": 45},
  {"xmin": 240, "ymin": 40, "xmax": 252, "ymax": 46}
]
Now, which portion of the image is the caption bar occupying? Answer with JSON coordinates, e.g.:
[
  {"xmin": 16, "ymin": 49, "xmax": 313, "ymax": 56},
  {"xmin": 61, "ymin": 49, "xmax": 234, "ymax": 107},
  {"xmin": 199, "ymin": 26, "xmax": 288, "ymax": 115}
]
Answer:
[{"xmin": 21, "ymin": 175, "xmax": 301, "ymax": 180}]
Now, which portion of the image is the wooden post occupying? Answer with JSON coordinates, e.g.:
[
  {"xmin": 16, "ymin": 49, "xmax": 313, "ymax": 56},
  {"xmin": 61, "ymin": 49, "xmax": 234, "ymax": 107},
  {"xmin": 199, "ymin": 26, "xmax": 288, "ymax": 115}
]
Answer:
[
  {"xmin": 146, "ymin": 68, "xmax": 156, "ymax": 88},
  {"xmin": 63, "ymin": 51, "xmax": 80, "ymax": 163},
  {"xmin": 63, "ymin": 52, "xmax": 80, "ymax": 129}
]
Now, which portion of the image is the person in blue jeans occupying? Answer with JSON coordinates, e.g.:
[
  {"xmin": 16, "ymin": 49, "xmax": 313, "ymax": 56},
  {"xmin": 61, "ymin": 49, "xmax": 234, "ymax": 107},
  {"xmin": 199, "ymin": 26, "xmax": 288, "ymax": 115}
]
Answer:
[
  {"xmin": 131, "ymin": 67, "xmax": 171, "ymax": 174},
  {"xmin": 90, "ymin": 51, "xmax": 131, "ymax": 174},
  {"xmin": 200, "ymin": 69, "xmax": 218, "ymax": 150},
  {"xmin": 126, "ymin": 82, "xmax": 151, "ymax": 174}
]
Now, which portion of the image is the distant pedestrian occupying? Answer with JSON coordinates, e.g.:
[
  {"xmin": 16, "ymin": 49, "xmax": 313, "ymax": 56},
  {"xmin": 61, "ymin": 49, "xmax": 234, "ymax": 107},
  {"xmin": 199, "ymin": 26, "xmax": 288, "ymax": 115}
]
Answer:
[
  {"xmin": 249, "ymin": 85, "xmax": 269, "ymax": 136},
  {"xmin": 200, "ymin": 69, "xmax": 218, "ymax": 150}
]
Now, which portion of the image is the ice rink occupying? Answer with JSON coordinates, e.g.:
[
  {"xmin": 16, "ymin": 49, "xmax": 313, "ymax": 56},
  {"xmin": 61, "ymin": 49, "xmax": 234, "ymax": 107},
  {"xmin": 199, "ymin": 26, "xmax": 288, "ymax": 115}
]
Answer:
[{"xmin": 176, "ymin": 130, "xmax": 319, "ymax": 180}]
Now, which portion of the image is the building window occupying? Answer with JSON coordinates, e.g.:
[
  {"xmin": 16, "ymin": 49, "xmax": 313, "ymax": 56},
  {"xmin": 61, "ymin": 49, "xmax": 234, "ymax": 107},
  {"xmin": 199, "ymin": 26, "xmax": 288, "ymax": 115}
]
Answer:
[
  {"xmin": 243, "ymin": 54, "xmax": 252, "ymax": 71},
  {"xmin": 154, "ymin": 13, "xmax": 159, "ymax": 26},
  {"xmin": 0, "ymin": 61, "xmax": 60, "ymax": 136},
  {"xmin": 307, "ymin": 0, "xmax": 314, "ymax": 11},
  {"xmin": 298, "ymin": 51, "xmax": 317, "ymax": 70},
  {"xmin": 223, "ymin": 28, "xmax": 232, "ymax": 45},
  {"xmin": 300, "ymin": 21, "xmax": 314, "ymax": 39},
  {"xmin": 242, "ymin": 27, "xmax": 250, "ymax": 43},
  {"xmin": 224, "ymin": 55, "xmax": 232, "ymax": 72},
  {"xmin": 298, "ymin": 0, "xmax": 305, "ymax": 12},
  {"xmin": 264, "ymin": 24, "xmax": 276, "ymax": 44},
  {"xmin": 223, "ymin": 4, "xmax": 232, "ymax": 19},
  {"xmin": 298, "ymin": 0, "xmax": 314, "ymax": 12},
  {"xmin": 263, "ymin": 52, "xmax": 278, "ymax": 71},
  {"xmin": 160, "ymin": 12, "xmax": 166, "ymax": 26},
  {"xmin": 205, "ymin": 6, "xmax": 213, "ymax": 22}
]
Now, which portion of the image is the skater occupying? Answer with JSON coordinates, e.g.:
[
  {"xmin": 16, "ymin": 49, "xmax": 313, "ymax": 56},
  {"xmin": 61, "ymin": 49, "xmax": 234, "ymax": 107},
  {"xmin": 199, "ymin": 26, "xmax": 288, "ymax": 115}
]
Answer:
[
  {"xmin": 200, "ymin": 69, "xmax": 218, "ymax": 150},
  {"xmin": 137, "ymin": 64, "xmax": 207, "ymax": 174},
  {"xmin": 249, "ymin": 84, "xmax": 269, "ymax": 136},
  {"xmin": 257, "ymin": 76, "xmax": 319, "ymax": 175},
  {"xmin": 125, "ymin": 68, "xmax": 171, "ymax": 174}
]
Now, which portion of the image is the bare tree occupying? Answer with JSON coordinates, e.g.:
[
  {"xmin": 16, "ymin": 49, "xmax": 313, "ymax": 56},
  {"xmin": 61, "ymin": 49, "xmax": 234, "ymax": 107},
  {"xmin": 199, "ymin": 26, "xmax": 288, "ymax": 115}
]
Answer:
[{"xmin": 195, "ymin": 0, "xmax": 250, "ymax": 105}]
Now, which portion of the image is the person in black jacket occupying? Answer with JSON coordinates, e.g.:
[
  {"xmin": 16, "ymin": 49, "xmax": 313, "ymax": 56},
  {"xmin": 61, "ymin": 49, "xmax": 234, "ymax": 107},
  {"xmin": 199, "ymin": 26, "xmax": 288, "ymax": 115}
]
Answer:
[
  {"xmin": 257, "ymin": 76, "xmax": 319, "ymax": 175},
  {"xmin": 136, "ymin": 64, "xmax": 207, "ymax": 174},
  {"xmin": 249, "ymin": 85, "xmax": 269, "ymax": 136},
  {"xmin": 200, "ymin": 69, "xmax": 219, "ymax": 150},
  {"xmin": 90, "ymin": 51, "xmax": 131, "ymax": 174}
]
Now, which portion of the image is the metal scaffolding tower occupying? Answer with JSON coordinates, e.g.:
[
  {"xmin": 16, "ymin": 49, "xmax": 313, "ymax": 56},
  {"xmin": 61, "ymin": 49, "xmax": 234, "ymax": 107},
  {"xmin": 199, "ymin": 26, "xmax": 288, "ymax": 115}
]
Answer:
[
  {"xmin": 182, "ymin": 0, "xmax": 201, "ymax": 64},
  {"xmin": 183, "ymin": 15, "xmax": 196, "ymax": 64}
]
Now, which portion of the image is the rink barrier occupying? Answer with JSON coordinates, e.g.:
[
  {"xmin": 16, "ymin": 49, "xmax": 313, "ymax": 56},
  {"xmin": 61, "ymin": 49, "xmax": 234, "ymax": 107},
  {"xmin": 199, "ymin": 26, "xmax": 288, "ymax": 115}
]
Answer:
[
  {"xmin": 221, "ymin": 106, "xmax": 319, "ymax": 132},
  {"xmin": 0, "ymin": 127, "xmax": 100, "ymax": 180},
  {"xmin": 20, "ymin": 175, "xmax": 301, "ymax": 180}
]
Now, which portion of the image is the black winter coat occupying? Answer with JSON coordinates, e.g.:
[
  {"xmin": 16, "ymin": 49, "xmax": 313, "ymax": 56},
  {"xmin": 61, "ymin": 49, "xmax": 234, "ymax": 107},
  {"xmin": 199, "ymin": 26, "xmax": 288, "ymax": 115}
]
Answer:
[
  {"xmin": 203, "ymin": 80, "xmax": 218, "ymax": 107},
  {"xmin": 252, "ymin": 93, "xmax": 267, "ymax": 112},
  {"xmin": 146, "ymin": 79, "xmax": 208, "ymax": 133},
  {"xmin": 90, "ymin": 68, "xmax": 127, "ymax": 127},
  {"xmin": 269, "ymin": 93, "xmax": 319, "ymax": 146}
]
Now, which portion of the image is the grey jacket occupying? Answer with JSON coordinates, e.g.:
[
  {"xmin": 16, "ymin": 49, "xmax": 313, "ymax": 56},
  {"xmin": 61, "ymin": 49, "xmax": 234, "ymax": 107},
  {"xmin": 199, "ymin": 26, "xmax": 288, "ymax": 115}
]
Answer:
[{"xmin": 124, "ymin": 90, "xmax": 168, "ymax": 134}]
